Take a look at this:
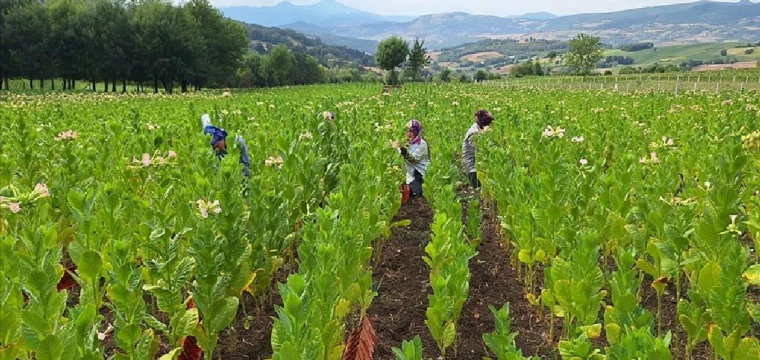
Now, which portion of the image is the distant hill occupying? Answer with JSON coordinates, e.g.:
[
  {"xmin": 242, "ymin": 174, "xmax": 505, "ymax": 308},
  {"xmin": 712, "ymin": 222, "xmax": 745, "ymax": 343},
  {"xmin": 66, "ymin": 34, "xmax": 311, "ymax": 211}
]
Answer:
[
  {"xmin": 437, "ymin": 39, "xmax": 569, "ymax": 63},
  {"xmin": 245, "ymin": 23, "xmax": 376, "ymax": 67},
  {"xmin": 602, "ymin": 42, "xmax": 760, "ymax": 67},
  {"xmin": 506, "ymin": 12, "xmax": 558, "ymax": 20},
  {"xmin": 543, "ymin": 1, "xmax": 760, "ymax": 30},
  {"xmin": 220, "ymin": 0, "xmax": 413, "ymax": 28},
  {"xmin": 283, "ymin": 22, "xmax": 378, "ymax": 54},
  {"xmin": 299, "ymin": 1, "xmax": 760, "ymax": 50}
]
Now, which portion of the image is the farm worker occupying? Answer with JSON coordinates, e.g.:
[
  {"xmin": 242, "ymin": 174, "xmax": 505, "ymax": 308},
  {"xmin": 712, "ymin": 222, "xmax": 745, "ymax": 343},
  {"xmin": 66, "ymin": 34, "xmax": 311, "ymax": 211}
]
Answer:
[
  {"xmin": 201, "ymin": 114, "xmax": 251, "ymax": 177},
  {"xmin": 399, "ymin": 119, "xmax": 431, "ymax": 199},
  {"xmin": 462, "ymin": 109, "xmax": 494, "ymax": 189},
  {"xmin": 322, "ymin": 111, "xmax": 335, "ymax": 123}
]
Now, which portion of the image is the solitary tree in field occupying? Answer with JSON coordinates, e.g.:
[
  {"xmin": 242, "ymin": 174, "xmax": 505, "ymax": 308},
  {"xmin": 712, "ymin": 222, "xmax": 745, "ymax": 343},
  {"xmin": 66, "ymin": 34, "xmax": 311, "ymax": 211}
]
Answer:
[
  {"xmin": 565, "ymin": 33, "xmax": 603, "ymax": 76},
  {"xmin": 376, "ymin": 36, "xmax": 409, "ymax": 85},
  {"xmin": 440, "ymin": 68, "xmax": 452, "ymax": 82},
  {"xmin": 406, "ymin": 37, "xmax": 431, "ymax": 81},
  {"xmin": 548, "ymin": 51, "xmax": 558, "ymax": 64},
  {"xmin": 474, "ymin": 70, "xmax": 487, "ymax": 82}
]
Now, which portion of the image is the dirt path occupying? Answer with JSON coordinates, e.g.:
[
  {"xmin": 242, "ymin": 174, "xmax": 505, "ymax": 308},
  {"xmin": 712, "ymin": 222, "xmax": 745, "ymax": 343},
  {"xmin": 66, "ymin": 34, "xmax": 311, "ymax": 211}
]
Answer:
[
  {"xmin": 217, "ymin": 262, "xmax": 295, "ymax": 360},
  {"xmin": 455, "ymin": 198, "xmax": 557, "ymax": 360},
  {"xmin": 367, "ymin": 197, "xmax": 439, "ymax": 359},
  {"xmin": 217, "ymin": 292, "xmax": 279, "ymax": 360}
]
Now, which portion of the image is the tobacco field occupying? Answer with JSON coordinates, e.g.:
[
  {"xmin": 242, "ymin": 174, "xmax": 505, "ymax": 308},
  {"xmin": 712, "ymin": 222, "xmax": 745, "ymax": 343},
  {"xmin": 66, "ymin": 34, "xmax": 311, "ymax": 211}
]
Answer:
[{"xmin": 1, "ymin": 84, "xmax": 759, "ymax": 360}]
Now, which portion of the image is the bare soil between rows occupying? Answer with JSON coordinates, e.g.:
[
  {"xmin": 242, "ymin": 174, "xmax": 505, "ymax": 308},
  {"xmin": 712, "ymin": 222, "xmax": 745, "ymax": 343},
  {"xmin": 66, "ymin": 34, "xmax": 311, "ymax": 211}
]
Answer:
[
  {"xmin": 456, "ymin": 197, "xmax": 556, "ymax": 359},
  {"xmin": 366, "ymin": 193, "xmax": 557, "ymax": 359},
  {"xmin": 366, "ymin": 196, "xmax": 439, "ymax": 359}
]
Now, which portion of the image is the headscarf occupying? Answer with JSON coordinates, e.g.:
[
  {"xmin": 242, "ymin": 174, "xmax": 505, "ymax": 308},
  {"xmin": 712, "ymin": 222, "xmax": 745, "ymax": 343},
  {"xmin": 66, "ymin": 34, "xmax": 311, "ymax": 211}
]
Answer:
[
  {"xmin": 407, "ymin": 119, "xmax": 422, "ymax": 145},
  {"xmin": 475, "ymin": 110, "xmax": 494, "ymax": 128},
  {"xmin": 321, "ymin": 111, "xmax": 335, "ymax": 122}
]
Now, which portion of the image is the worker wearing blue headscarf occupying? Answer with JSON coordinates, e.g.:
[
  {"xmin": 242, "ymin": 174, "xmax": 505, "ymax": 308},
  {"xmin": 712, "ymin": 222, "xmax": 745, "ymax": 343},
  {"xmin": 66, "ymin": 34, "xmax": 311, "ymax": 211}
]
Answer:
[{"xmin": 201, "ymin": 114, "xmax": 251, "ymax": 177}]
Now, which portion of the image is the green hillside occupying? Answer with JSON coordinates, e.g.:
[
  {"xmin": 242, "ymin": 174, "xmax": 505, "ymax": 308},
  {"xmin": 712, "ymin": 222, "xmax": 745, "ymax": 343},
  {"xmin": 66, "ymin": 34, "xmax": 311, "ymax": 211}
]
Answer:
[
  {"xmin": 246, "ymin": 23, "xmax": 376, "ymax": 67},
  {"xmin": 604, "ymin": 42, "xmax": 760, "ymax": 67}
]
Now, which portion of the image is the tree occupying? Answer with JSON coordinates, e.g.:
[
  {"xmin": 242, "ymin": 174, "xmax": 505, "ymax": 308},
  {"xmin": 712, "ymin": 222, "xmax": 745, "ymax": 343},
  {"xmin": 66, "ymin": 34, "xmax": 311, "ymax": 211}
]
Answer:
[
  {"xmin": 565, "ymin": 33, "xmax": 603, "ymax": 76},
  {"xmin": 406, "ymin": 37, "xmax": 431, "ymax": 82},
  {"xmin": 376, "ymin": 36, "xmax": 409, "ymax": 85},
  {"xmin": 290, "ymin": 53, "xmax": 326, "ymax": 85},
  {"xmin": 458, "ymin": 73, "xmax": 471, "ymax": 83},
  {"xmin": 533, "ymin": 61, "xmax": 544, "ymax": 76},
  {"xmin": 512, "ymin": 60, "xmax": 539, "ymax": 77},
  {"xmin": 261, "ymin": 45, "xmax": 294, "ymax": 86},
  {"xmin": 49, "ymin": 0, "xmax": 89, "ymax": 90},
  {"xmin": 720, "ymin": 49, "xmax": 728, "ymax": 56},
  {"xmin": 440, "ymin": 68, "xmax": 452, "ymax": 82},
  {"xmin": 3, "ymin": 0, "xmax": 50, "ymax": 90},
  {"xmin": 474, "ymin": 70, "xmax": 487, "ymax": 82},
  {"xmin": 185, "ymin": 0, "xmax": 247, "ymax": 90},
  {"xmin": 548, "ymin": 51, "xmax": 558, "ymax": 68},
  {"xmin": 0, "ymin": 0, "xmax": 32, "ymax": 90}
]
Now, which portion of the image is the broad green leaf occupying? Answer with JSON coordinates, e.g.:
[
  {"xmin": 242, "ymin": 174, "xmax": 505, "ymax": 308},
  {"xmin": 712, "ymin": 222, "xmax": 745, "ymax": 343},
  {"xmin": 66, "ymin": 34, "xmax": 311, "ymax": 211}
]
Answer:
[
  {"xmin": 698, "ymin": 262, "xmax": 722, "ymax": 296},
  {"xmin": 581, "ymin": 324, "xmax": 602, "ymax": 339},
  {"xmin": 173, "ymin": 308, "xmax": 199, "ymax": 340},
  {"xmin": 277, "ymin": 342, "xmax": 302, "ymax": 360},
  {"xmin": 77, "ymin": 251, "xmax": 102, "ymax": 281},
  {"xmin": 335, "ymin": 298, "xmax": 350, "ymax": 319},
  {"xmin": 391, "ymin": 219, "xmax": 412, "ymax": 228},
  {"xmin": 742, "ymin": 265, "xmax": 760, "ymax": 285},
  {"xmin": 209, "ymin": 297, "xmax": 239, "ymax": 333},
  {"xmin": 135, "ymin": 330, "xmax": 158, "ymax": 360},
  {"xmin": 747, "ymin": 302, "xmax": 760, "ymax": 323},
  {"xmin": 442, "ymin": 321, "xmax": 456, "ymax": 350},
  {"xmin": 605, "ymin": 323, "xmax": 621, "ymax": 345},
  {"xmin": 115, "ymin": 324, "xmax": 142, "ymax": 350},
  {"xmin": 329, "ymin": 344, "xmax": 344, "ymax": 360},
  {"xmin": 35, "ymin": 334, "xmax": 63, "ymax": 360},
  {"xmin": 652, "ymin": 277, "xmax": 667, "ymax": 296},
  {"xmin": 159, "ymin": 348, "xmax": 182, "ymax": 360},
  {"xmin": 20, "ymin": 310, "xmax": 48, "ymax": 336},
  {"xmin": 144, "ymin": 315, "xmax": 169, "ymax": 335},
  {"xmin": 636, "ymin": 259, "xmax": 657, "ymax": 277},
  {"xmin": 708, "ymin": 324, "xmax": 726, "ymax": 357},
  {"xmin": 0, "ymin": 343, "xmax": 20, "ymax": 360},
  {"xmin": 734, "ymin": 337, "xmax": 760, "ymax": 360},
  {"xmin": 518, "ymin": 249, "xmax": 533, "ymax": 264}
]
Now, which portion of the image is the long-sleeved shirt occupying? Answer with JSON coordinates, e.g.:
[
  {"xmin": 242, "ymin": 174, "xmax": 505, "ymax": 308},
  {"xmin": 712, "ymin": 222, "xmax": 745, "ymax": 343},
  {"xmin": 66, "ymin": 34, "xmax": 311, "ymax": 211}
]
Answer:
[
  {"xmin": 401, "ymin": 138, "xmax": 431, "ymax": 184},
  {"xmin": 462, "ymin": 123, "xmax": 480, "ymax": 173}
]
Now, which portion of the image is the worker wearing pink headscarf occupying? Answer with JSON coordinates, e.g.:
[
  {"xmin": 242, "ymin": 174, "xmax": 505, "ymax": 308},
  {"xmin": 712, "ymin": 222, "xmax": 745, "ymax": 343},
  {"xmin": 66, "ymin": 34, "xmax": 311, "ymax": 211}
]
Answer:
[{"xmin": 399, "ymin": 119, "xmax": 430, "ymax": 198}]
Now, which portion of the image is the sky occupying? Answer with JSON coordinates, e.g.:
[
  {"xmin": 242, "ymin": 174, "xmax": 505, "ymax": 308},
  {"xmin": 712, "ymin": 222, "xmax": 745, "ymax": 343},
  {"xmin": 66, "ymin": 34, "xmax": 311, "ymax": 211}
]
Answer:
[{"xmin": 205, "ymin": 0, "xmax": 745, "ymax": 16}]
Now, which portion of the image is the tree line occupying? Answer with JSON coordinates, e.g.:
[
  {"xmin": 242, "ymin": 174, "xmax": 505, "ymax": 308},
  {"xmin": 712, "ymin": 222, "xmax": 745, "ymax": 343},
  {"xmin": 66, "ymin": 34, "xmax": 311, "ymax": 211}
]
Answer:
[
  {"xmin": 0, "ymin": 0, "xmax": 248, "ymax": 93},
  {"xmin": 619, "ymin": 42, "xmax": 655, "ymax": 52},
  {"xmin": 234, "ymin": 45, "xmax": 382, "ymax": 88}
]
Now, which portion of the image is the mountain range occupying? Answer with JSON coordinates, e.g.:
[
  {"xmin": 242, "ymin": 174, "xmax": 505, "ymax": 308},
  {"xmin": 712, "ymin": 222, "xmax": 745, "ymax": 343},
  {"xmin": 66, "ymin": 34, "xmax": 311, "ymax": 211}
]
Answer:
[
  {"xmin": 219, "ymin": 0, "xmax": 414, "ymax": 28},
  {"xmin": 221, "ymin": 0, "xmax": 760, "ymax": 52}
]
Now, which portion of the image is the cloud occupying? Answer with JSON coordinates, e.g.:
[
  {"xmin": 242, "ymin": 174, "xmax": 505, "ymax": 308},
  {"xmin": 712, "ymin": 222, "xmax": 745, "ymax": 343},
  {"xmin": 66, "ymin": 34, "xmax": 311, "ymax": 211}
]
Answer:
[{"xmin": 206, "ymin": 0, "xmax": 741, "ymax": 16}]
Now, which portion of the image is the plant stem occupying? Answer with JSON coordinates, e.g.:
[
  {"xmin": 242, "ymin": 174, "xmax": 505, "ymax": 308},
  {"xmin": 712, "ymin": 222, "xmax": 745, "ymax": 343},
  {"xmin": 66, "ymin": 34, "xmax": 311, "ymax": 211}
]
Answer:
[
  {"xmin": 657, "ymin": 293, "xmax": 663, "ymax": 337},
  {"xmin": 549, "ymin": 311, "xmax": 554, "ymax": 342}
]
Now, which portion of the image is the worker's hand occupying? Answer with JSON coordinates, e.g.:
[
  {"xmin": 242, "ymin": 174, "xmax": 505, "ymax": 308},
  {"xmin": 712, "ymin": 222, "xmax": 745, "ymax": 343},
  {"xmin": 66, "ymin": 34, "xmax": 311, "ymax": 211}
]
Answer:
[{"xmin": 399, "ymin": 147, "xmax": 408, "ymax": 156}]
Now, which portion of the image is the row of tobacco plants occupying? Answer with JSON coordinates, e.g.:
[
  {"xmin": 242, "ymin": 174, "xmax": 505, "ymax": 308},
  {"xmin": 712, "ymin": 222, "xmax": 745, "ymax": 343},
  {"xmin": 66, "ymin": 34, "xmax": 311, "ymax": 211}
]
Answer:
[
  {"xmin": 474, "ymin": 87, "xmax": 760, "ymax": 359},
  {"xmin": 0, "ymin": 87, "xmax": 404, "ymax": 360}
]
